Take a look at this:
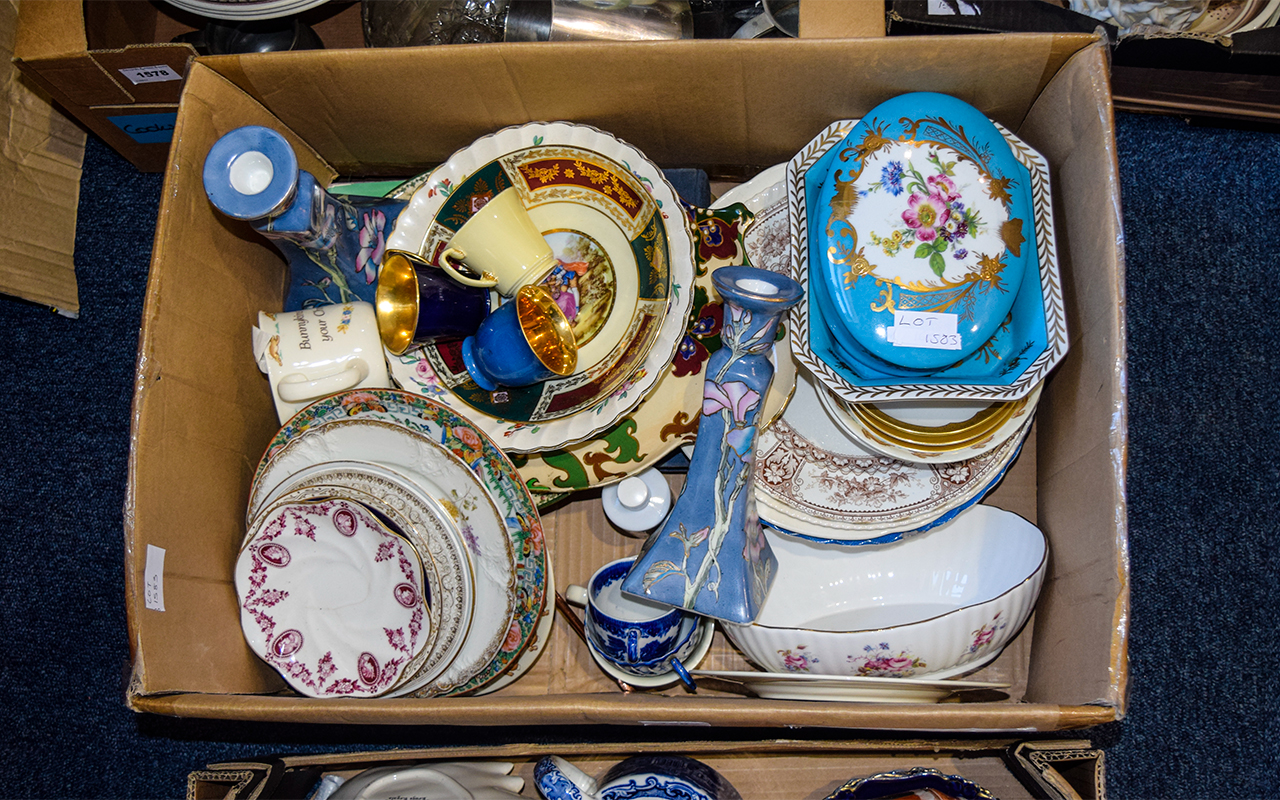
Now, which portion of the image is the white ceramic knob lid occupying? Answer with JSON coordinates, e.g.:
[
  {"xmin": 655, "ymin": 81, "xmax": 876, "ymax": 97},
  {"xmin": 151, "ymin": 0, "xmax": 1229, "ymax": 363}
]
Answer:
[
  {"xmin": 616, "ymin": 477, "xmax": 651, "ymax": 510},
  {"xmin": 601, "ymin": 469, "xmax": 671, "ymax": 535}
]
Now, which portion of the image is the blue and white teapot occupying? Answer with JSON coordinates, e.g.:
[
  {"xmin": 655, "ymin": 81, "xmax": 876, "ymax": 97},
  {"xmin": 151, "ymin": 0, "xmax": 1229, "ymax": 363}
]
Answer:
[{"xmin": 534, "ymin": 755, "xmax": 742, "ymax": 800}]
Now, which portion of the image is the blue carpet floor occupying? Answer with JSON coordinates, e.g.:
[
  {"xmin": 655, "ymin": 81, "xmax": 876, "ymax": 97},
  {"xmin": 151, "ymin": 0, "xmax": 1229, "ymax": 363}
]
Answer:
[{"xmin": 1, "ymin": 112, "xmax": 1276, "ymax": 798}]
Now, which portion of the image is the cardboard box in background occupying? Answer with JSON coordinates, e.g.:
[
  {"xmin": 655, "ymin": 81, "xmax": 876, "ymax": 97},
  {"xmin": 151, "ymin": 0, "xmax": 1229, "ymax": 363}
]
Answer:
[
  {"xmin": 123, "ymin": 32, "xmax": 1128, "ymax": 729},
  {"xmin": 10, "ymin": 0, "xmax": 366, "ymax": 173},
  {"xmin": 888, "ymin": 0, "xmax": 1280, "ymax": 127},
  {"xmin": 0, "ymin": 0, "xmax": 86, "ymax": 314},
  {"xmin": 187, "ymin": 740, "xmax": 1108, "ymax": 800}
]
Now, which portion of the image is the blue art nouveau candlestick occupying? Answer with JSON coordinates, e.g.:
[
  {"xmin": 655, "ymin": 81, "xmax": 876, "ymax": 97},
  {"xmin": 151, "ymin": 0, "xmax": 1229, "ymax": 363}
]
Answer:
[
  {"xmin": 203, "ymin": 125, "xmax": 408, "ymax": 311},
  {"xmin": 621, "ymin": 266, "xmax": 803, "ymax": 624}
]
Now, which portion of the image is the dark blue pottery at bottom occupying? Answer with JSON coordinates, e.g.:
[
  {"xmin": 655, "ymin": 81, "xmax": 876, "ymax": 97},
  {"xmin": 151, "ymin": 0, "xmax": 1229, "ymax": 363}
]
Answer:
[{"xmin": 535, "ymin": 754, "xmax": 743, "ymax": 800}]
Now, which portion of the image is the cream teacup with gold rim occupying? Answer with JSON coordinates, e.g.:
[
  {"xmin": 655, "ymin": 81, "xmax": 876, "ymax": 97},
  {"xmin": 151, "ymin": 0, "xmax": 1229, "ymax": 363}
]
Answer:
[
  {"xmin": 253, "ymin": 301, "xmax": 392, "ymax": 423},
  {"xmin": 435, "ymin": 186, "xmax": 559, "ymax": 296}
]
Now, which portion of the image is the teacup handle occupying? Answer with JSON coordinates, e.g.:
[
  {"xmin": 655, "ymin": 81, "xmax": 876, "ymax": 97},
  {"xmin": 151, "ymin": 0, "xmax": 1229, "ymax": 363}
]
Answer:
[
  {"xmin": 669, "ymin": 656, "xmax": 697, "ymax": 693},
  {"xmin": 564, "ymin": 584, "xmax": 588, "ymax": 608},
  {"xmin": 438, "ymin": 247, "xmax": 500, "ymax": 288},
  {"xmin": 277, "ymin": 358, "xmax": 369, "ymax": 403}
]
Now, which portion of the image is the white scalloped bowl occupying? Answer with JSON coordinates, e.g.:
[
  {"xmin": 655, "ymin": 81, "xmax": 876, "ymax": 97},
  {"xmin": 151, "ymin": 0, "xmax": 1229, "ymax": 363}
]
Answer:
[{"xmin": 723, "ymin": 504, "xmax": 1047, "ymax": 679}]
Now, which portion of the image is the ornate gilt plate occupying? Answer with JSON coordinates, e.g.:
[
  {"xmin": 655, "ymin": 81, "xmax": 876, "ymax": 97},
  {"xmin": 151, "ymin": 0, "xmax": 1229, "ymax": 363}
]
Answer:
[{"xmin": 385, "ymin": 121, "xmax": 695, "ymax": 454}]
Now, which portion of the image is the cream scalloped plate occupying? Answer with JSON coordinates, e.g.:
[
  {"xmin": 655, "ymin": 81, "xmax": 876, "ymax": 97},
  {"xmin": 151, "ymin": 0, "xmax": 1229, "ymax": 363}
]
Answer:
[
  {"xmin": 691, "ymin": 670, "xmax": 1009, "ymax": 703},
  {"xmin": 818, "ymin": 381, "xmax": 1043, "ymax": 465},
  {"xmin": 385, "ymin": 121, "xmax": 695, "ymax": 454}
]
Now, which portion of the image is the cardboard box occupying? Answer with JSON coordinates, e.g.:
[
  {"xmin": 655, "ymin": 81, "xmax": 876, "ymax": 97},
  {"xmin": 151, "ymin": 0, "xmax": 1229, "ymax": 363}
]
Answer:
[
  {"xmin": 10, "ymin": 0, "xmax": 365, "ymax": 172},
  {"xmin": 0, "ymin": 0, "xmax": 86, "ymax": 314},
  {"xmin": 124, "ymin": 32, "xmax": 1128, "ymax": 730},
  {"xmin": 187, "ymin": 739, "xmax": 1107, "ymax": 800},
  {"xmin": 887, "ymin": 0, "xmax": 1280, "ymax": 126}
]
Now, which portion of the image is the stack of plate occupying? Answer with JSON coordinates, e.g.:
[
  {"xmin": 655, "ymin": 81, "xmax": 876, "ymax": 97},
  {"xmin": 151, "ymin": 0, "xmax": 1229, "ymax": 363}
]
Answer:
[
  {"xmin": 383, "ymin": 121, "xmax": 698, "ymax": 458},
  {"xmin": 788, "ymin": 93, "xmax": 1068, "ymax": 408},
  {"xmin": 236, "ymin": 389, "xmax": 551, "ymax": 698},
  {"xmin": 765, "ymin": 92, "xmax": 1068, "ymax": 540}
]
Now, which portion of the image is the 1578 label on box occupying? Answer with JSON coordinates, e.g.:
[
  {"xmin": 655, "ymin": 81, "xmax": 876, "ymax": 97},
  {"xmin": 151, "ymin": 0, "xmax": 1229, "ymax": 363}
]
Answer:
[{"xmin": 118, "ymin": 65, "xmax": 182, "ymax": 85}]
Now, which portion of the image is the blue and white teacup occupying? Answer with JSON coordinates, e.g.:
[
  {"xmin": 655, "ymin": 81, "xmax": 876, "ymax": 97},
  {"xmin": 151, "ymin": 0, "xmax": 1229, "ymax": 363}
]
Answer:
[
  {"xmin": 535, "ymin": 754, "xmax": 743, "ymax": 800},
  {"xmin": 566, "ymin": 557, "xmax": 689, "ymax": 666}
]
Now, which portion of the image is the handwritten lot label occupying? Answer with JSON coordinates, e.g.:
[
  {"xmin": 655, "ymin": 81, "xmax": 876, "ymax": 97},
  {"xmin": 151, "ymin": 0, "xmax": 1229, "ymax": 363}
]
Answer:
[
  {"xmin": 144, "ymin": 544, "xmax": 166, "ymax": 612},
  {"xmin": 888, "ymin": 310, "xmax": 962, "ymax": 350}
]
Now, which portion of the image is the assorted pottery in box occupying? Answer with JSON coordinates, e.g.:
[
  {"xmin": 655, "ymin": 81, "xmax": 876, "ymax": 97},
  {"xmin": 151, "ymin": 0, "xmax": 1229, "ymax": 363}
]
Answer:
[{"xmin": 208, "ymin": 93, "xmax": 1065, "ymax": 704}]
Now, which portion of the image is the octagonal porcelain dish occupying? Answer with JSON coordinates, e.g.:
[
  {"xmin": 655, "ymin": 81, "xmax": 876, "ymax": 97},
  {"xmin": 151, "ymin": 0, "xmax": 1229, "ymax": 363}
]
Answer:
[
  {"xmin": 789, "ymin": 115, "xmax": 1067, "ymax": 403},
  {"xmin": 721, "ymin": 504, "xmax": 1047, "ymax": 679},
  {"xmin": 235, "ymin": 498, "xmax": 430, "ymax": 698},
  {"xmin": 385, "ymin": 121, "xmax": 696, "ymax": 453}
]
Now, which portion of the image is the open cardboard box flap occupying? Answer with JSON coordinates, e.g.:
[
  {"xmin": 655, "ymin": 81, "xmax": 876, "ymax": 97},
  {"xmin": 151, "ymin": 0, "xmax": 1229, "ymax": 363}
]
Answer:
[
  {"xmin": 126, "ymin": 32, "xmax": 1128, "ymax": 730},
  {"xmin": 0, "ymin": 0, "xmax": 86, "ymax": 315},
  {"xmin": 188, "ymin": 738, "xmax": 1108, "ymax": 800}
]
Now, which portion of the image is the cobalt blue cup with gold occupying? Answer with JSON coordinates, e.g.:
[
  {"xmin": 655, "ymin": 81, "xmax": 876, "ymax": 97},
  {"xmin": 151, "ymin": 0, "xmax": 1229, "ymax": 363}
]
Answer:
[
  {"xmin": 375, "ymin": 250, "xmax": 492, "ymax": 356},
  {"xmin": 461, "ymin": 284, "xmax": 577, "ymax": 391}
]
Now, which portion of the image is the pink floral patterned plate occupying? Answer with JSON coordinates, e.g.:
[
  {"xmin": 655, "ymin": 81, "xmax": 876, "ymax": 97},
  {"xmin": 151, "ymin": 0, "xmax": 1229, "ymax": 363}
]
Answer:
[{"xmin": 235, "ymin": 498, "xmax": 430, "ymax": 698}]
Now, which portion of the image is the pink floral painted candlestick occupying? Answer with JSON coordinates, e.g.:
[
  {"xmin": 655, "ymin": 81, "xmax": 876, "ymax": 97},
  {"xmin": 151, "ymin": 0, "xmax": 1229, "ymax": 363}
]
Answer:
[{"xmin": 621, "ymin": 266, "xmax": 802, "ymax": 624}]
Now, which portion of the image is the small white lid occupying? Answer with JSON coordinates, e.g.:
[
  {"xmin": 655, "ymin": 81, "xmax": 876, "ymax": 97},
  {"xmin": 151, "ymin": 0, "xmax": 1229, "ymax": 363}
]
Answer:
[{"xmin": 601, "ymin": 469, "xmax": 671, "ymax": 534}]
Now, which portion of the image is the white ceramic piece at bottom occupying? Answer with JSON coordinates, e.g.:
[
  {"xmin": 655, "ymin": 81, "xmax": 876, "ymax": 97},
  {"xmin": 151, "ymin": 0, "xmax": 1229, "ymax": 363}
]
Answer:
[
  {"xmin": 721, "ymin": 504, "xmax": 1047, "ymax": 680},
  {"xmin": 690, "ymin": 670, "xmax": 1009, "ymax": 704},
  {"xmin": 330, "ymin": 762, "xmax": 525, "ymax": 800},
  {"xmin": 235, "ymin": 498, "xmax": 429, "ymax": 698},
  {"xmin": 584, "ymin": 615, "xmax": 715, "ymax": 689},
  {"xmin": 253, "ymin": 464, "xmax": 476, "ymax": 696},
  {"xmin": 249, "ymin": 419, "xmax": 516, "ymax": 696},
  {"xmin": 818, "ymin": 380, "xmax": 1043, "ymax": 465},
  {"xmin": 253, "ymin": 302, "xmax": 391, "ymax": 424},
  {"xmin": 752, "ymin": 366, "xmax": 1027, "ymax": 543},
  {"xmin": 601, "ymin": 468, "xmax": 671, "ymax": 534}
]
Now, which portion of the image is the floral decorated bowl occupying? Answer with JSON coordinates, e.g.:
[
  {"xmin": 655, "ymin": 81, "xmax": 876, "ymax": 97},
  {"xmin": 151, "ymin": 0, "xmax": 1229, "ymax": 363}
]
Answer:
[
  {"xmin": 722, "ymin": 504, "xmax": 1046, "ymax": 679},
  {"xmin": 816, "ymin": 92, "xmax": 1030, "ymax": 372}
]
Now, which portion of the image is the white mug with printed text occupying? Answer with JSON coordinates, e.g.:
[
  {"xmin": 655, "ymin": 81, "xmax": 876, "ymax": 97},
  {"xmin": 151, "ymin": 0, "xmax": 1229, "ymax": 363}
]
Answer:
[{"xmin": 253, "ymin": 301, "xmax": 391, "ymax": 423}]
